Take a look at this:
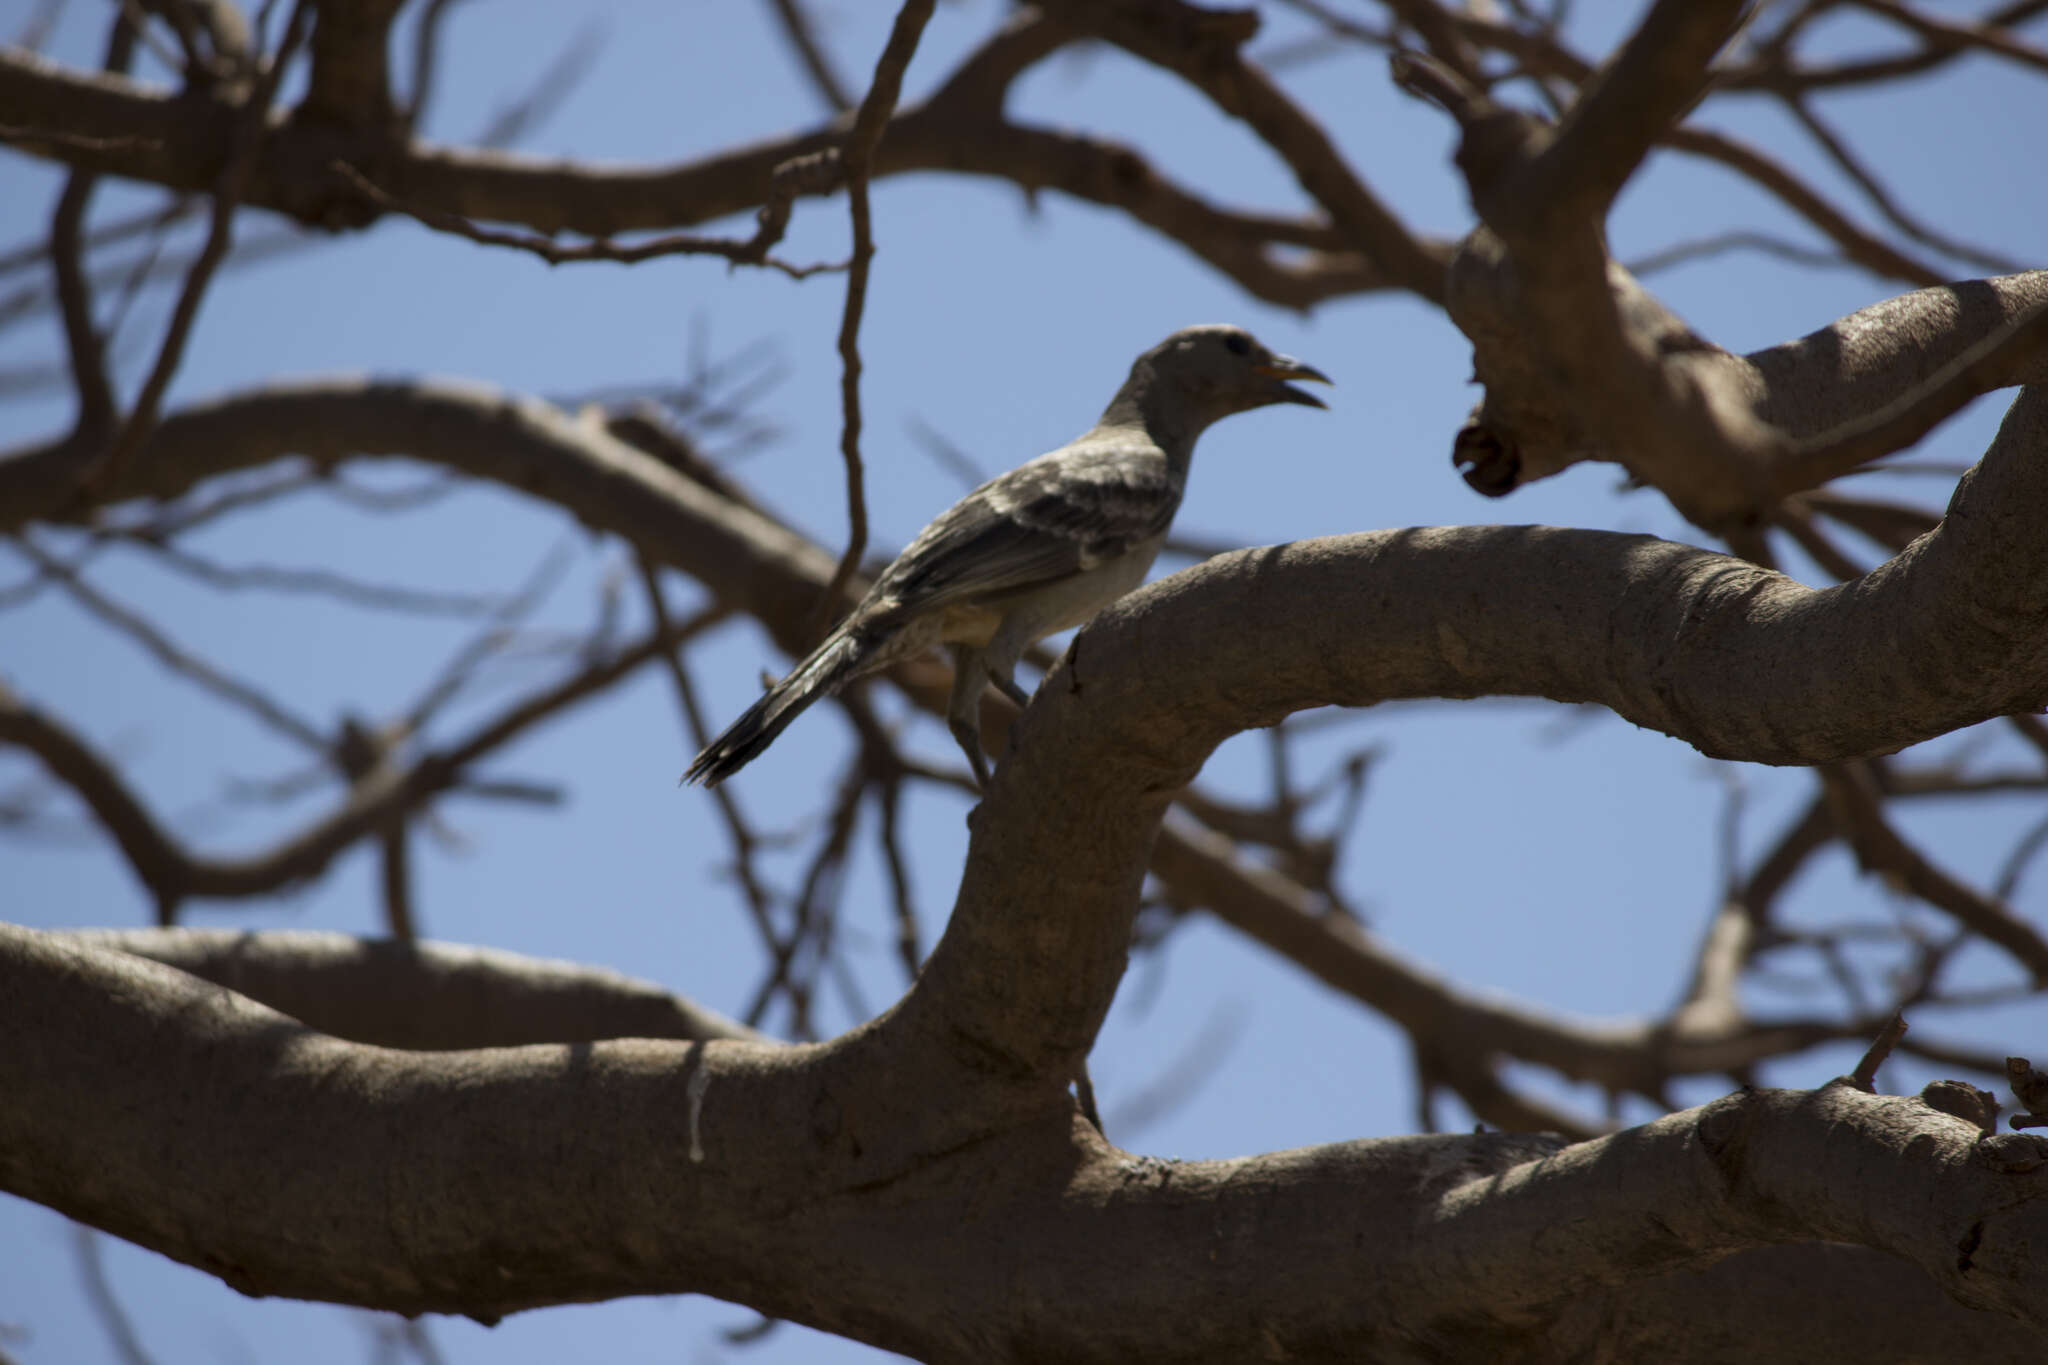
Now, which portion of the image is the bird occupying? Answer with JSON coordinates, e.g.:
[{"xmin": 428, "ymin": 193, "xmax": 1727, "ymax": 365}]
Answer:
[{"xmin": 683, "ymin": 324, "xmax": 1330, "ymax": 790}]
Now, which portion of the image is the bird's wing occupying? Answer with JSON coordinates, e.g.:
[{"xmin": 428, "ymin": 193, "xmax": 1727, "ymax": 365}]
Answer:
[{"xmin": 871, "ymin": 439, "xmax": 1181, "ymax": 614}]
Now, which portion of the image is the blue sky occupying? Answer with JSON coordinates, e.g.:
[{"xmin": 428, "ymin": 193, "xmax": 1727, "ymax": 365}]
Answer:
[{"xmin": 3, "ymin": 3, "xmax": 2045, "ymax": 1362}]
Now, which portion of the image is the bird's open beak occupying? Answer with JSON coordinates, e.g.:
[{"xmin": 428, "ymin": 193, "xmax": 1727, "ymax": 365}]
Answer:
[{"xmin": 1255, "ymin": 355, "xmax": 1332, "ymax": 408}]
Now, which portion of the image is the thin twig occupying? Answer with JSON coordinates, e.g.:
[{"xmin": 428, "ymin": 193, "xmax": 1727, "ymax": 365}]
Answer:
[
  {"xmin": 474, "ymin": 21, "xmax": 606, "ymax": 148},
  {"xmin": 403, "ymin": 0, "xmax": 469, "ymax": 129},
  {"xmin": 1820, "ymin": 762, "xmax": 2048, "ymax": 982},
  {"xmin": 72, "ymin": 1227, "xmax": 160, "ymax": 1365},
  {"xmin": 332, "ymin": 162, "xmax": 841, "ymax": 277},
  {"xmin": 0, "ymin": 198, "xmax": 195, "ymax": 280},
  {"xmin": 812, "ymin": 0, "xmax": 937, "ymax": 638},
  {"xmin": 1772, "ymin": 500, "xmax": 1868, "ymax": 582},
  {"xmin": 635, "ymin": 556, "xmax": 784, "ymax": 956},
  {"xmin": 17, "ymin": 534, "xmax": 328, "ymax": 752},
  {"xmin": 1852, "ymin": 0, "xmax": 2048, "ymax": 78},
  {"xmin": 88, "ymin": 0, "xmax": 317, "ymax": 498},
  {"xmin": 380, "ymin": 820, "xmax": 417, "ymax": 939},
  {"xmin": 1782, "ymin": 93, "xmax": 2023, "ymax": 275},
  {"xmin": 116, "ymin": 535, "xmax": 507, "ymax": 616},
  {"xmin": 1626, "ymin": 229, "xmax": 1849, "ymax": 278},
  {"xmin": 1849, "ymin": 1011, "xmax": 1907, "ymax": 1090},
  {"xmin": 402, "ymin": 541, "xmax": 577, "ymax": 732},
  {"xmin": 46, "ymin": 11, "xmax": 138, "ymax": 442},
  {"xmin": 766, "ymin": 0, "xmax": 855, "ymax": 112},
  {"xmin": 1659, "ymin": 124, "xmax": 1946, "ymax": 285}
]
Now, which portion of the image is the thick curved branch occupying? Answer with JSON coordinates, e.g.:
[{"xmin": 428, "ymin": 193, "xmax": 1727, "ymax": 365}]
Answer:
[
  {"xmin": 6, "ymin": 380, "xmax": 2048, "ymax": 1356},
  {"xmin": 1452, "ymin": 228, "xmax": 2047, "ymax": 524},
  {"xmin": 1751, "ymin": 274, "xmax": 2048, "ymax": 487},
  {"xmin": 0, "ymin": 379, "xmax": 839, "ymax": 643},
  {"xmin": 1438, "ymin": 11, "xmax": 1966, "ymax": 285},
  {"xmin": 1524, "ymin": 0, "xmax": 1745, "ymax": 228},
  {"xmin": 7, "ymin": 367, "xmax": 2042, "ymax": 1069},
  {"xmin": 5, "ymin": 921, "xmax": 2045, "ymax": 1359},
  {"xmin": 927, "ymin": 384, "xmax": 2048, "ymax": 1071}
]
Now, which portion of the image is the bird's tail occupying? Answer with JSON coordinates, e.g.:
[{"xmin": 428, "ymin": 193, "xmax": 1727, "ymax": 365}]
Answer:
[{"xmin": 682, "ymin": 627, "xmax": 864, "ymax": 786}]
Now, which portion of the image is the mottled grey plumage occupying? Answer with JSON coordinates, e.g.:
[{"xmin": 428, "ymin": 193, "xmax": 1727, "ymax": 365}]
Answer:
[{"xmin": 684, "ymin": 324, "xmax": 1329, "ymax": 789}]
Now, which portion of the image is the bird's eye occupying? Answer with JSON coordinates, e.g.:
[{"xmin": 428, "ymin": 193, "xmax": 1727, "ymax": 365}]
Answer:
[{"xmin": 1224, "ymin": 333, "xmax": 1251, "ymax": 357}]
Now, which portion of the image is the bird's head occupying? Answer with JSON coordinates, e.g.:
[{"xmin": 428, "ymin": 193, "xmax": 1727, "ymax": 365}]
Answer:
[{"xmin": 1136, "ymin": 324, "xmax": 1332, "ymax": 419}]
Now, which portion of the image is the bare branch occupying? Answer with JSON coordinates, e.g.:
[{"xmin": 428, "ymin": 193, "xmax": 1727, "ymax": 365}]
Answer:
[
  {"xmin": 89, "ymin": 0, "xmax": 316, "ymax": 499},
  {"xmin": 400, "ymin": 539, "xmax": 577, "ymax": 733},
  {"xmin": 815, "ymin": 0, "xmax": 937, "ymax": 632},
  {"xmin": 1782, "ymin": 94, "xmax": 2023, "ymax": 276},
  {"xmin": 1771, "ymin": 500, "xmax": 1868, "ymax": 582},
  {"xmin": 9, "ymin": 921, "xmax": 2047, "ymax": 1350},
  {"xmin": 0, "ymin": 22, "xmax": 1412, "ymax": 312},
  {"xmin": 472, "ymin": 21, "xmax": 605, "ymax": 149},
  {"xmin": 1801, "ymin": 490, "xmax": 1939, "ymax": 554},
  {"xmin": 1038, "ymin": 0, "xmax": 1448, "ymax": 301},
  {"xmin": 301, "ymin": 0, "xmax": 403, "ymax": 130},
  {"xmin": 1722, "ymin": 0, "xmax": 2048, "ymax": 91},
  {"xmin": 1626, "ymin": 229, "xmax": 1850, "ymax": 279},
  {"xmin": 1526, "ymin": 0, "xmax": 1745, "ymax": 226},
  {"xmin": 1773, "ymin": 296, "xmax": 2048, "ymax": 492},
  {"xmin": 45, "ymin": 10, "xmax": 139, "ymax": 443},
  {"xmin": 635, "ymin": 556, "xmax": 787, "ymax": 968},
  {"xmin": 765, "ymin": 0, "xmax": 854, "ymax": 113},
  {"xmin": 379, "ymin": 821, "xmax": 415, "ymax": 939},
  {"xmin": 1820, "ymin": 762, "xmax": 2048, "ymax": 982},
  {"xmin": 1849, "ymin": 1011, "xmax": 1908, "ymax": 1090},
  {"xmin": 72, "ymin": 1227, "xmax": 160, "ymax": 1365},
  {"xmin": 14, "ymin": 534, "xmax": 329, "ymax": 752},
  {"xmin": 1853, "ymin": 0, "xmax": 2048, "ymax": 75},
  {"xmin": 331, "ymin": 161, "xmax": 842, "ymax": 278},
  {"xmin": 0, "ymin": 606, "xmax": 724, "ymax": 906},
  {"xmin": 401, "ymin": 0, "xmax": 466, "ymax": 131},
  {"xmin": 1660, "ymin": 126, "xmax": 1949, "ymax": 285},
  {"xmin": 115, "ymin": 535, "xmax": 507, "ymax": 616}
]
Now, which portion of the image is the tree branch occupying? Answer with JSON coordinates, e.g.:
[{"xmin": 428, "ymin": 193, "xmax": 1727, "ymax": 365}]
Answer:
[
  {"xmin": 1524, "ymin": 0, "xmax": 1746, "ymax": 229},
  {"xmin": 816, "ymin": 0, "xmax": 936, "ymax": 631},
  {"xmin": 89, "ymin": 0, "xmax": 315, "ymax": 498},
  {"xmin": 5, "ymin": 920, "xmax": 2045, "ymax": 1357},
  {"xmin": 0, "ymin": 20, "xmax": 1407, "ymax": 312},
  {"xmin": 0, "ymin": 605, "xmax": 722, "ymax": 906}
]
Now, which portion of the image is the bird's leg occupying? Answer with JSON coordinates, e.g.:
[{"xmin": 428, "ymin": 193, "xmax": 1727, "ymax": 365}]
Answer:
[
  {"xmin": 980, "ymin": 626, "xmax": 1034, "ymax": 714},
  {"xmin": 981, "ymin": 631, "xmax": 1035, "ymax": 770},
  {"xmin": 946, "ymin": 642, "xmax": 993, "ymax": 790},
  {"xmin": 987, "ymin": 666, "xmax": 1032, "ymax": 711}
]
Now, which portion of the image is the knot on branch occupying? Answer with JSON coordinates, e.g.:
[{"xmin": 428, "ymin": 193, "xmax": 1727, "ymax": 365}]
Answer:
[
  {"xmin": 1921, "ymin": 1079, "xmax": 2000, "ymax": 1136},
  {"xmin": 1694, "ymin": 1089, "xmax": 1753, "ymax": 1166},
  {"xmin": 1452, "ymin": 416, "xmax": 1521, "ymax": 497}
]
